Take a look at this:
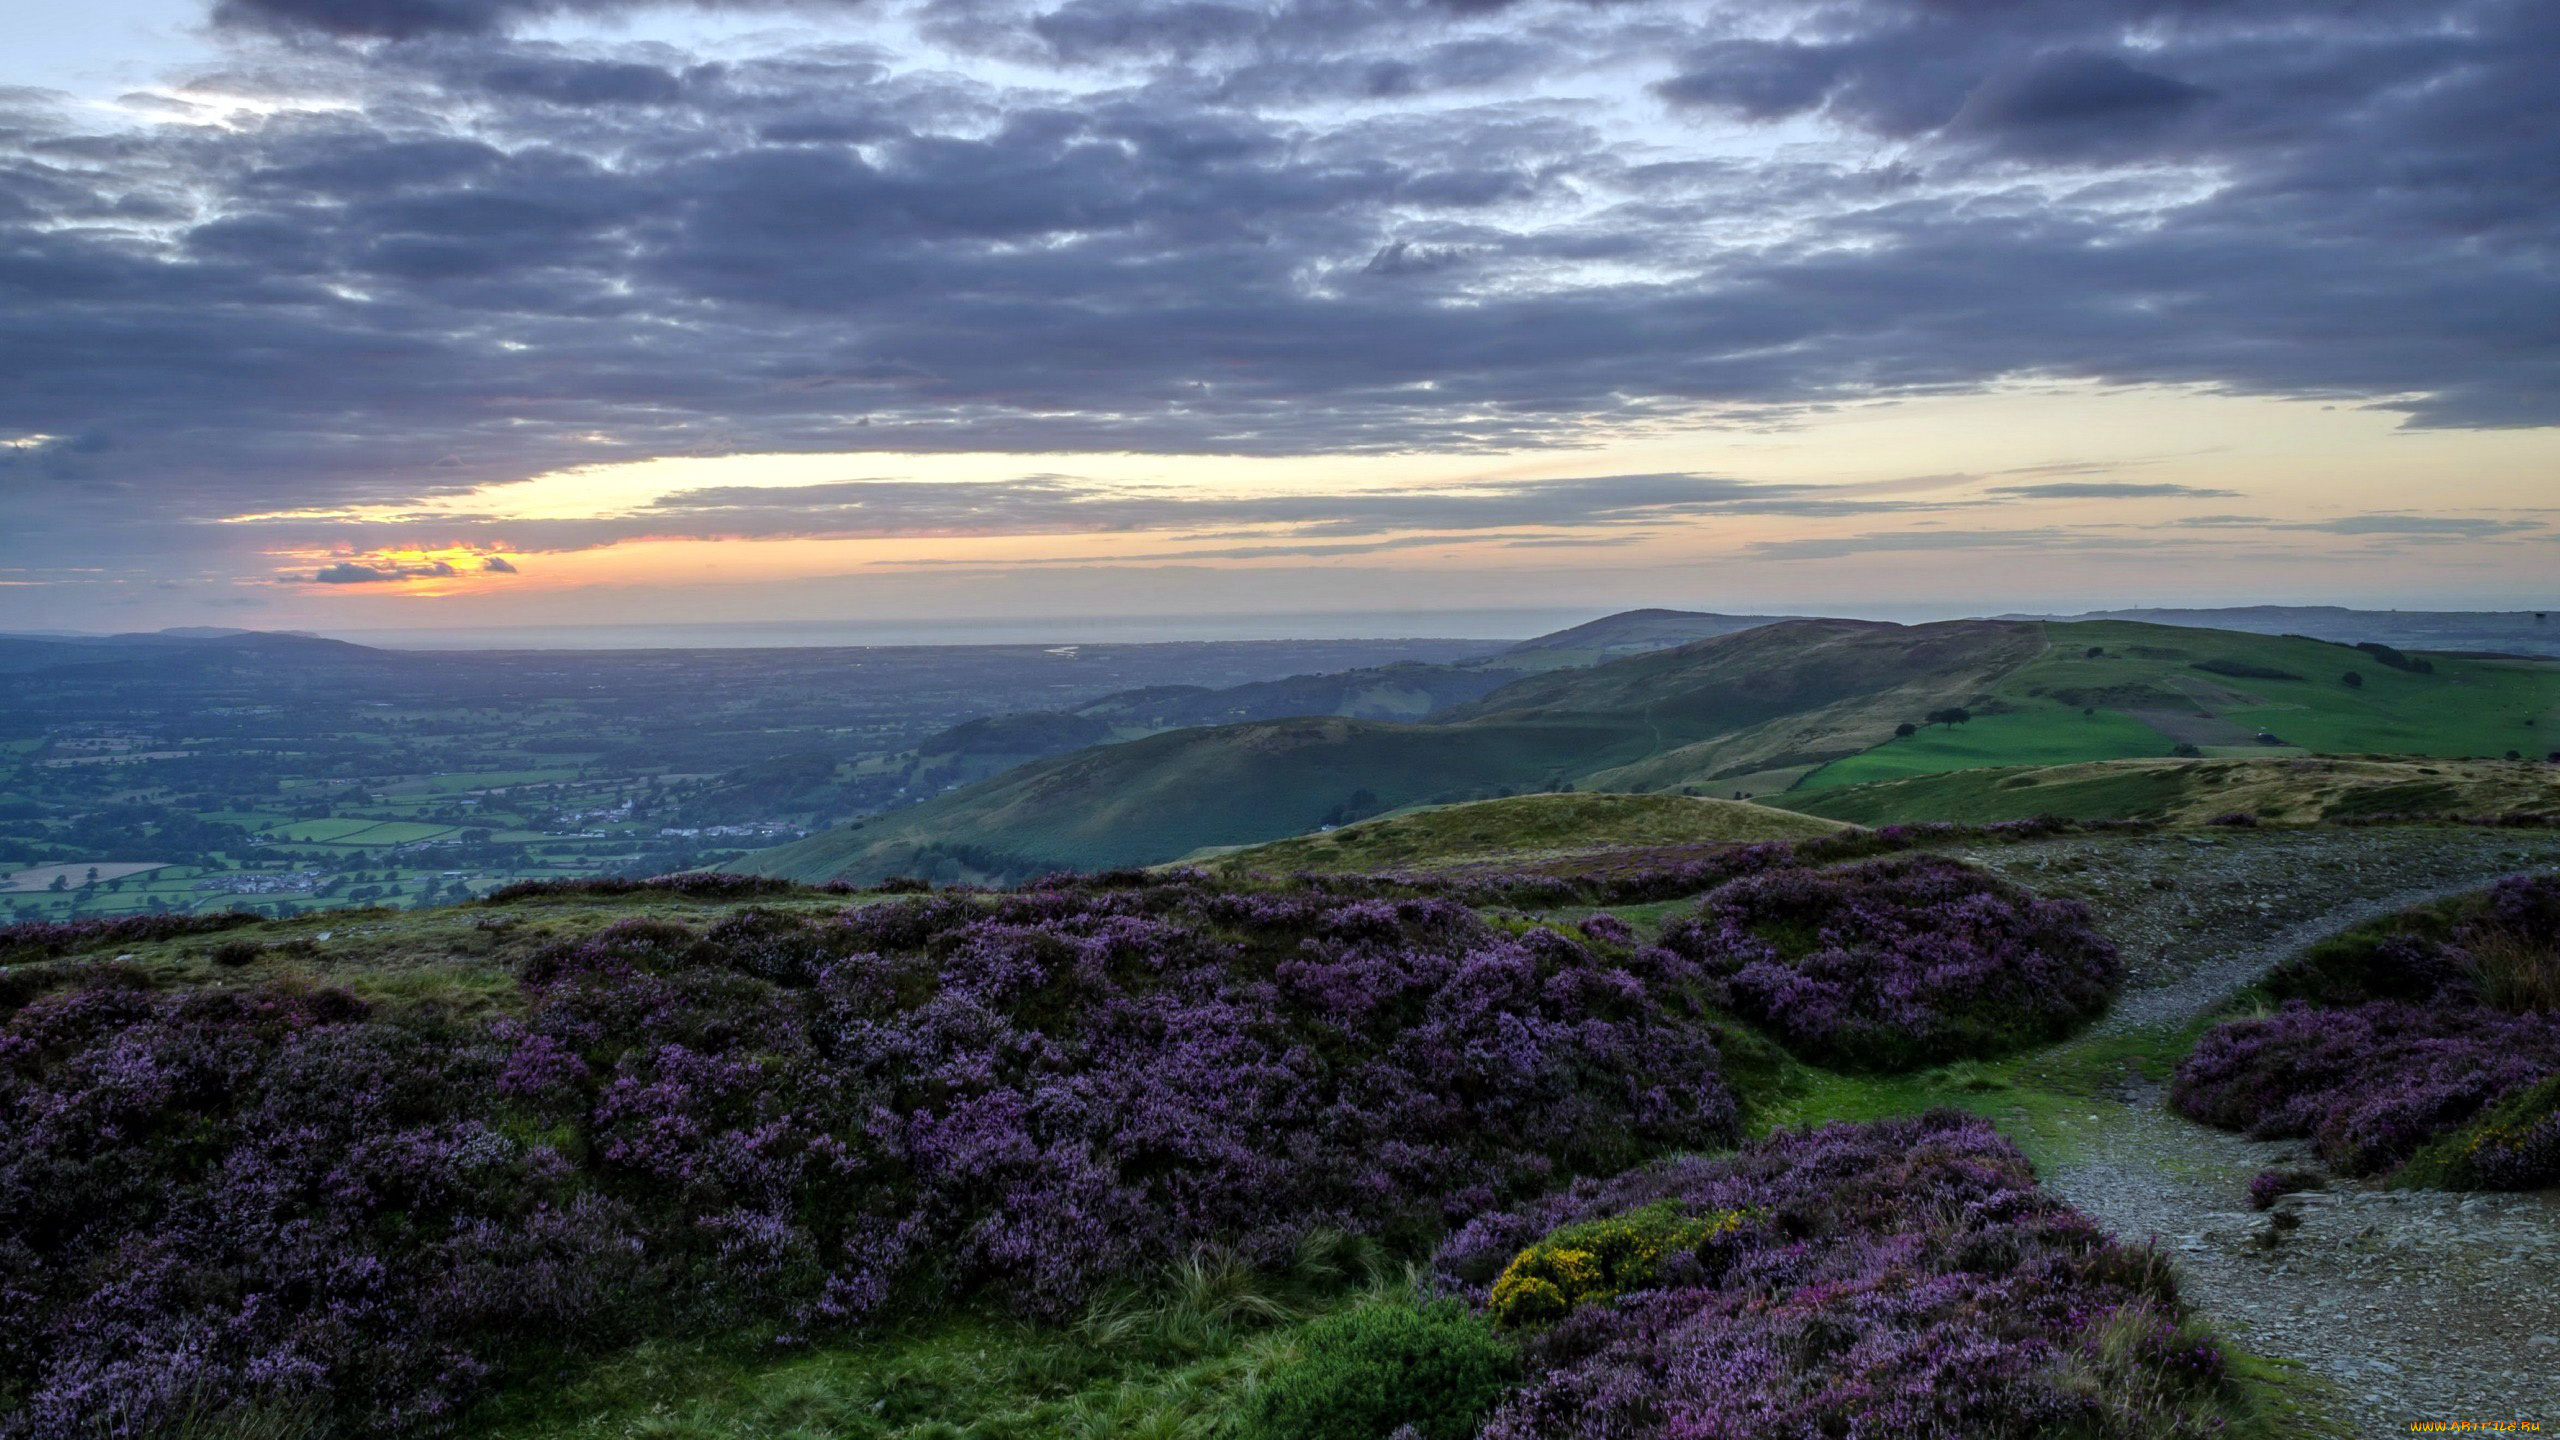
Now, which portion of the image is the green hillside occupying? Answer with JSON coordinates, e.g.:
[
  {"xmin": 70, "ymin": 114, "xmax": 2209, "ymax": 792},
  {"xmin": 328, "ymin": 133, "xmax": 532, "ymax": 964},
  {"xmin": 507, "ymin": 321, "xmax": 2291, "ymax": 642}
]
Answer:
[
  {"xmin": 742, "ymin": 619, "xmax": 2036, "ymax": 884},
  {"xmin": 740, "ymin": 618, "xmax": 2560, "ymax": 885},
  {"xmin": 1205, "ymin": 792, "xmax": 1848, "ymax": 874},
  {"xmin": 1796, "ymin": 623, "xmax": 2557, "ymax": 792},
  {"xmin": 1783, "ymin": 755, "xmax": 2560, "ymax": 827}
]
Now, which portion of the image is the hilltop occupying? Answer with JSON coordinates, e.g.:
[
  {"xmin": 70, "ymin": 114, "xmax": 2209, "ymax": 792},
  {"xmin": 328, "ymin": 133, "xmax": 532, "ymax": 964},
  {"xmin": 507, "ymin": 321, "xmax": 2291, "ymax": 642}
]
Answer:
[
  {"xmin": 1199, "ymin": 792, "xmax": 1847, "ymax": 874},
  {"xmin": 743, "ymin": 616, "xmax": 2560, "ymax": 886}
]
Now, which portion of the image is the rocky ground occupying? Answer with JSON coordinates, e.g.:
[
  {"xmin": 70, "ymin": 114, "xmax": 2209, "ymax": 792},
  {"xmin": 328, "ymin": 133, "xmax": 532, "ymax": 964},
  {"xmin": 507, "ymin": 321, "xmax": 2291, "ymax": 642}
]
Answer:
[{"xmin": 1955, "ymin": 827, "xmax": 2560, "ymax": 1433}]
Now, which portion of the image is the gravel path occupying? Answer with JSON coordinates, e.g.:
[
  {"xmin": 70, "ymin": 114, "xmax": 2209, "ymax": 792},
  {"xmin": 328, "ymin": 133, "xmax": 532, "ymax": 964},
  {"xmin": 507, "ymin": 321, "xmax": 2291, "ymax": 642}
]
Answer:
[{"xmin": 1954, "ymin": 828, "xmax": 2560, "ymax": 1433}]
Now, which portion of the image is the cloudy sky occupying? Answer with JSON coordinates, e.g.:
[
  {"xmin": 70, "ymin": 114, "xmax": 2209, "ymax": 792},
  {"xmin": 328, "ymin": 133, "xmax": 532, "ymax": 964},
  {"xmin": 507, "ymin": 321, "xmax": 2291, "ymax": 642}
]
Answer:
[{"xmin": 2, "ymin": 0, "xmax": 2553, "ymax": 638}]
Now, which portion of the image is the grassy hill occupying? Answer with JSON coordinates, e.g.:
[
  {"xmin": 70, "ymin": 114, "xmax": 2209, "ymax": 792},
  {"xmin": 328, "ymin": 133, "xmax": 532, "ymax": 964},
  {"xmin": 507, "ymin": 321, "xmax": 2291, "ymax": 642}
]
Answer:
[
  {"xmin": 742, "ymin": 619, "xmax": 2033, "ymax": 884},
  {"xmin": 741, "ymin": 617, "xmax": 2560, "ymax": 885},
  {"xmin": 1793, "ymin": 622, "xmax": 2557, "ymax": 793},
  {"xmin": 1785, "ymin": 755, "xmax": 2560, "ymax": 827},
  {"xmin": 1486, "ymin": 608, "xmax": 1798, "ymax": 671},
  {"xmin": 1201, "ymin": 792, "xmax": 1848, "ymax": 874}
]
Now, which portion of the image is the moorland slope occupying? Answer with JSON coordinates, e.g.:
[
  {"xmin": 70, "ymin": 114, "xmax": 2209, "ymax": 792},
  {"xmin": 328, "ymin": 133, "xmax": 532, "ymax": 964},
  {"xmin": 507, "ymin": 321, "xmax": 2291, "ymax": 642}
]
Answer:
[
  {"xmin": 1787, "ymin": 755, "xmax": 2560, "ymax": 827},
  {"xmin": 1201, "ymin": 792, "xmax": 1846, "ymax": 874},
  {"xmin": 744, "ymin": 617, "xmax": 2559, "ymax": 886}
]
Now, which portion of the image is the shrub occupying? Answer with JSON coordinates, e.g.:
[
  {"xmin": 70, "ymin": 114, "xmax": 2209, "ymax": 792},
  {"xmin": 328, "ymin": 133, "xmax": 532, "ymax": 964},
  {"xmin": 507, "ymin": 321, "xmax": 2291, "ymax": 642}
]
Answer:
[
  {"xmin": 2173, "ymin": 874, "xmax": 2560, "ymax": 1187},
  {"xmin": 478, "ymin": 872, "xmax": 801, "ymax": 904},
  {"xmin": 0, "ymin": 872, "xmax": 1738, "ymax": 1433},
  {"xmin": 1436, "ymin": 1113, "xmax": 2239, "ymax": 1439},
  {"xmin": 0, "ymin": 910, "xmax": 258, "ymax": 964},
  {"xmin": 2245, "ymin": 1169, "xmax": 2321, "ymax": 1210},
  {"xmin": 2191, "ymin": 659, "xmax": 2302, "ymax": 681},
  {"xmin": 1242, "ymin": 1301, "xmax": 1515, "ymax": 1440},
  {"xmin": 2396, "ymin": 1074, "xmax": 2560, "ymax": 1191},
  {"xmin": 1486, "ymin": 1200, "xmax": 1744, "ymax": 1327},
  {"xmin": 1657, "ymin": 854, "xmax": 2121, "ymax": 1070}
]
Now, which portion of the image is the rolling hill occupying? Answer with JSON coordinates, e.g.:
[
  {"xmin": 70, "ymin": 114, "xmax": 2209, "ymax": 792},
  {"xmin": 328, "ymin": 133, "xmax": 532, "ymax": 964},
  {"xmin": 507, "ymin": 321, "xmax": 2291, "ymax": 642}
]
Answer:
[
  {"xmin": 739, "ymin": 616, "xmax": 2560, "ymax": 886},
  {"xmin": 886, "ymin": 610, "xmax": 1801, "ymax": 791},
  {"xmin": 1200, "ymin": 792, "xmax": 1848, "ymax": 874}
]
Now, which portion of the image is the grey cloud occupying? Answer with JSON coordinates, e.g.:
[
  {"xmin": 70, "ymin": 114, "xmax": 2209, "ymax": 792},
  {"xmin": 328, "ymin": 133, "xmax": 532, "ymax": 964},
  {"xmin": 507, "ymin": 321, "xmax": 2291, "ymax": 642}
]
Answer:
[
  {"xmin": 1985, "ymin": 482, "xmax": 2240, "ymax": 499},
  {"xmin": 310, "ymin": 562, "xmax": 403, "ymax": 583},
  {"xmin": 308, "ymin": 558, "xmax": 460, "ymax": 582},
  {"xmin": 2167, "ymin": 512, "xmax": 2541, "ymax": 537},
  {"xmin": 211, "ymin": 0, "xmax": 846, "ymax": 39},
  {"xmin": 1749, "ymin": 528, "xmax": 2169, "ymax": 561},
  {"xmin": 2299, "ymin": 515, "xmax": 2543, "ymax": 537},
  {"xmin": 0, "ymin": 0, "xmax": 2554, "ymax": 579},
  {"xmin": 481, "ymin": 554, "xmax": 518, "ymax": 571}
]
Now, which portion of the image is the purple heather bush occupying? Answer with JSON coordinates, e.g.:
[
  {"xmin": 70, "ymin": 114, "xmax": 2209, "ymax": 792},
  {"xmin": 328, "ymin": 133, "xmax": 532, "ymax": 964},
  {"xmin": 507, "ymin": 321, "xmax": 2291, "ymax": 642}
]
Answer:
[
  {"xmin": 0, "ymin": 910, "xmax": 259, "ymax": 965},
  {"xmin": 1433, "ymin": 1112, "xmax": 2238, "ymax": 1438},
  {"xmin": 1654, "ymin": 854, "xmax": 2122, "ymax": 1071},
  {"xmin": 0, "ymin": 873, "xmax": 1740, "ymax": 1435},
  {"xmin": 2172, "ymin": 873, "xmax": 2560, "ymax": 1188}
]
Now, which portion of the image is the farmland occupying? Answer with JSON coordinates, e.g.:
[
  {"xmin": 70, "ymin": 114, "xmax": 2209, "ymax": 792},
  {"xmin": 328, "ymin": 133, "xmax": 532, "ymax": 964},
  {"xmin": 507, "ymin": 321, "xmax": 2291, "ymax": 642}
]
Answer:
[{"xmin": 0, "ymin": 631, "xmax": 1496, "ymax": 923}]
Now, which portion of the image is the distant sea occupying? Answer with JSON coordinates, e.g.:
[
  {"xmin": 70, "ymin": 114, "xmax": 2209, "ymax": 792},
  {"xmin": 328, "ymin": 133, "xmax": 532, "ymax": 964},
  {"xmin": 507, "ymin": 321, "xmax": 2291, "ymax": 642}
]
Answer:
[{"xmin": 325, "ymin": 608, "xmax": 1586, "ymax": 650}]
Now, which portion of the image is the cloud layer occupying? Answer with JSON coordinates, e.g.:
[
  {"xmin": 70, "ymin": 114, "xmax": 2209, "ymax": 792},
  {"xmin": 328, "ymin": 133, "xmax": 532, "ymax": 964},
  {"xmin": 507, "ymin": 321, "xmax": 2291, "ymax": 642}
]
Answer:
[{"xmin": 0, "ymin": 0, "xmax": 2554, "ymax": 586}]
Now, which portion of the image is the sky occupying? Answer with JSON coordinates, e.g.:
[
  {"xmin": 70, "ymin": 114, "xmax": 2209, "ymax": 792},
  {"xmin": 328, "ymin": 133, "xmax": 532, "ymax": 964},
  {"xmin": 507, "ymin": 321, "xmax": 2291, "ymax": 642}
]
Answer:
[{"xmin": 1, "ymin": 0, "xmax": 2554, "ymax": 640}]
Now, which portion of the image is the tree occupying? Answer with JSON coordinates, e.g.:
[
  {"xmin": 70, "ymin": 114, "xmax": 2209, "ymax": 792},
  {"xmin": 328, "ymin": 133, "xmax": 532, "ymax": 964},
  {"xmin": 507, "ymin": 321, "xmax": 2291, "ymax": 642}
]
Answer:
[
  {"xmin": 1894, "ymin": 722, "xmax": 1918, "ymax": 738},
  {"xmin": 48, "ymin": 874, "xmax": 68, "ymax": 892},
  {"xmin": 2341, "ymin": 671, "xmax": 2364, "ymax": 688},
  {"xmin": 2084, "ymin": 646, "xmax": 2105, "ymax": 659},
  {"xmin": 1925, "ymin": 707, "xmax": 1972, "ymax": 729}
]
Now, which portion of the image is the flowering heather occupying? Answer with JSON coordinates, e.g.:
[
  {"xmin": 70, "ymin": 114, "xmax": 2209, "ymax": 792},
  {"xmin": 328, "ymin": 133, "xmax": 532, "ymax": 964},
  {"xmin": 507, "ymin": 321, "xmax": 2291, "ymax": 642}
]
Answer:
[
  {"xmin": 2172, "ymin": 873, "xmax": 2560, "ymax": 1187},
  {"xmin": 0, "ymin": 909, "xmax": 259, "ymax": 964},
  {"xmin": 0, "ymin": 873, "xmax": 1738, "ymax": 1435},
  {"xmin": 477, "ymin": 871, "xmax": 820, "ymax": 903},
  {"xmin": 1434, "ymin": 1112, "xmax": 2239, "ymax": 1438},
  {"xmin": 1656, "ymin": 854, "xmax": 2122, "ymax": 1070}
]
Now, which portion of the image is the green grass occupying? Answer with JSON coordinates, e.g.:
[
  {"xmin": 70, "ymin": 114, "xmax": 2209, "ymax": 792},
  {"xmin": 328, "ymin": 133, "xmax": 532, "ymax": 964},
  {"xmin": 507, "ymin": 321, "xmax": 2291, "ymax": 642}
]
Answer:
[
  {"xmin": 1797, "ymin": 706, "xmax": 2172, "ymax": 791},
  {"xmin": 470, "ymin": 1246, "xmax": 1411, "ymax": 1440},
  {"xmin": 1781, "ymin": 755, "xmax": 2560, "ymax": 827},
  {"xmin": 388, "ymin": 769, "xmax": 585, "ymax": 796},
  {"xmin": 1213, "ymin": 793, "xmax": 1844, "ymax": 874}
]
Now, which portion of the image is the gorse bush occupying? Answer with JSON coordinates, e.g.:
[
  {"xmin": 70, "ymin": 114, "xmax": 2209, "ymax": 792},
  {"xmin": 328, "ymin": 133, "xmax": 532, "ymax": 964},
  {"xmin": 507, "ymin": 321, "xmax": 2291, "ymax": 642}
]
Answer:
[
  {"xmin": 1240, "ymin": 1301, "xmax": 1515, "ymax": 1440},
  {"xmin": 2172, "ymin": 873, "xmax": 2560, "ymax": 1188},
  {"xmin": 1434, "ymin": 1112, "xmax": 2241, "ymax": 1439},
  {"xmin": 0, "ymin": 873, "xmax": 1739, "ymax": 1435},
  {"xmin": 1485, "ymin": 1201, "xmax": 1745, "ymax": 1328},
  {"xmin": 1655, "ymin": 854, "xmax": 2122, "ymax": 1071}
]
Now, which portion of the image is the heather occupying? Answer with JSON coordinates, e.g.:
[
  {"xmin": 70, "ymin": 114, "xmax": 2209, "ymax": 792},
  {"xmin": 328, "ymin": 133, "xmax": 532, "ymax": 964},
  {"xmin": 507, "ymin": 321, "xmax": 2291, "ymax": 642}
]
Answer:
[
  {"xmin": 1432, "ymin": 1112, "xmax": 2246, "ymax": 1439},
  {"xmin": 1654, "ymin": 854, "xmax": 2123, "ymax": 1071},
  {"xmin": 0, "ymin": 872, "xmax": 1739, "ymax": 1435},
  {"xmin": 2170, "ymin": 873, "xmax": 2560, "ymax": 1187},
  {"xmin": 0, "ymin": 910, "xmax": 259, "ymax": 965}
]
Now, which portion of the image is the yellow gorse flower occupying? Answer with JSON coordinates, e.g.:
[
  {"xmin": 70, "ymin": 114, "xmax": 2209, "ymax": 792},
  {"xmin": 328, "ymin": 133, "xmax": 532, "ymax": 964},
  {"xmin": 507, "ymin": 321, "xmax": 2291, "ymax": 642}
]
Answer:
[{"xmin": 1487, "ymin": 1202, "xmax": 1748, "ymax": 1328}]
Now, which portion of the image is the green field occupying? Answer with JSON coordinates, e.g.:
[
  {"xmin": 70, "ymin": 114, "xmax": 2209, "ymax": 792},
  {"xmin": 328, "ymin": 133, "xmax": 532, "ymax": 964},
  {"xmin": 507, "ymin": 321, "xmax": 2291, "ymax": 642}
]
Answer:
[
  {"xmin": 1796, "ymin": 707, "xmax": 2171, "ymax": 791},
  {"xmin": 1794, "ymin": 625, "xmax": 2558, "ymax": 796}
]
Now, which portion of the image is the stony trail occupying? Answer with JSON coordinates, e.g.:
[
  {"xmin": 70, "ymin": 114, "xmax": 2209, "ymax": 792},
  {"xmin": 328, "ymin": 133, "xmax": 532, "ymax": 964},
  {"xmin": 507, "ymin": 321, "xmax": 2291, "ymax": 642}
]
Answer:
[{"xmin": 1955, "ymin": 828, "xmax": 2560, "ymax": 1434}]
